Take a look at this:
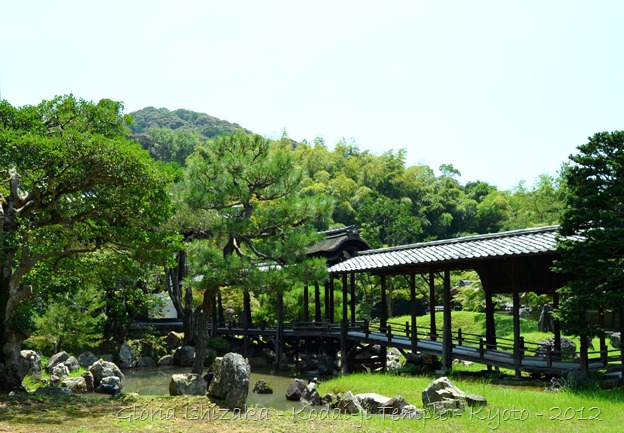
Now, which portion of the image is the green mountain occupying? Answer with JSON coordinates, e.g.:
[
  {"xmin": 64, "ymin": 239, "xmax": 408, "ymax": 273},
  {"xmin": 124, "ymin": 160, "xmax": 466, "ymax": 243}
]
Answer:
[{"xmin": 128, "ymin": 107, "xmax": 252, "ymax": 138}]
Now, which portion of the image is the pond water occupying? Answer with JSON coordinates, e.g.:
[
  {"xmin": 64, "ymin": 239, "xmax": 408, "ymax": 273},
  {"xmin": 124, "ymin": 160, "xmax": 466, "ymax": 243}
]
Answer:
[{"xmin": 122, "ymin": 366, "xmax": 311, "ymax": 411}]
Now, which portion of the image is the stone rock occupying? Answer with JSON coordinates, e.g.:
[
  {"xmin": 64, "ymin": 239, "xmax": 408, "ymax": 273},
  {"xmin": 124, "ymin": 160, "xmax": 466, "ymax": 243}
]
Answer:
[
  {"xmin": 173, "ymin": 346, "xmax": 196, "ymax": 367},
  {"xmin": 101, "ymin": 376, "xmax": 122, "ymax": 389},
  {"xmin": 165, "ymin": 331, "xmax": 184, "ymax": 350},
  {"xmin": 337, "ymin": 391, "xmax": 364, "ymax": 415},
  {"xmin": 50, "ymin": 374, "xmax": 62, "ymax": 387},
  {"xmin": 285, "ymin": 379, "xmax": 307, "ymax": 401},
  {"xmin": 301, "ymin": 382, "xmax": 321, "ymax": 405},
  {"xmin": 386, "ymin": 355, "xmax": 403, "ymax": 372},
  {"xmin": 609, "ymin": 332, "xmax": 621, "ymax": 349},
  {"xmin": 89, "ymin": 359, "xmax": 124, "ymax": 390},
  {"xmin": 96, "ymin": 384, "xmax": 120, "ymax": 395},
  {"xmin": 422, "ymin": 377, "xmax": 486, "ymax": 412},
  {"xmin": 252, "ymin": 379, "xmax": 273, "ymax": 394},
  {"xmin": 169, "ymin": 373, "xmax": 207, "ymax": 396},
  {"xmin": 321, "ymin": 393, "xmax": 337, "ymax": 406},
  {"xmin": 536, "ymin": 337, "xmax": 577, "ymax": 359},
  {"xmin": 404, "ymin": 352, "xmax": 424, "ymax": 366},
  {"xmin": 64, "ymin": 356, "xmax": 80, "ymax": 372},
  {"xmin": 78, "ymin": 351, "xmax": 99, "ymax": 368},
  {"xmin": 82, "ymin": 371, "xmax": 95, "ymax": 392},
  {"xmin": 119, "ymin": 343, "xmax": 138, "ymax": 368},
  {"xmin": 62, "ymin": 377, "xmax": 88, "ymax": 394},
  {"xmin": 137, "ymin": 356, "xmax": 157, "ymax": 367},
  {"xmin": 158, "ymin": 355, "xmax": 174, "ymax": 366},
  {"xmin": 208, "ymin": 353, "xmax": 250, "ymax": 410},
  {"xmin": 100, "ymin": 354, "xmax": 114, "ymax": 363},
  {"xmin": 52, "ymin": 364, "xmax": 70, "ymax": 380},
  {"xmin": 46, "ymin": 351, "xmax": 69, "ymax": 373},
  {"xmin": 384, "ymin": 395, "xmax": 411, "ymax": 414},
  {"xmin": 19, "ymin": 350, "xmax": 42, "ymax": 379},
  {"xmin": 356, "ymin": 393, "xmax": 392, "ymax": 414},
  {"xmin": 35, "ymin": 386, "xmax": 73, "ymax": 397}
]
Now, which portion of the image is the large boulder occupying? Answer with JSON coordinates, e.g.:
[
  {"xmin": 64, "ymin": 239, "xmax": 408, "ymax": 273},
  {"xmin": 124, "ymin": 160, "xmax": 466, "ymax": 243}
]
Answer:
[
  {"xmin": 285, "ymin": 379, "xmax": 307, "ymax": 401},
  {"xmin": 173, "ymin": 346, "xmax": 196, "ymax": 367},
  {"xmin": 536, "ymin": 337, "xmax": 577, "ymax": 360},
  {"xmin": 119, "ymin": 343, "xmax": 138, "ymax": 368},
  {"xmin": 78, "ymin": 351, "xmax": 99, "ymax": 368},
  {"xmin": 46, "ymin": 351, "xmax": 69, "ymax": 373},
  {"xmin": 208, "ymin": 353, "xmax": 250, "ymax": 410},
  {"xmin": 169, "ymin": 373, "xmax": 207, "ymax": 396},
  {"xmin": 64, "ymin": 356, "xmax": 80, "ymax": 372},
  {"xmin": 301, "ymin": 382, "xmax": 321, "ymax": 405},
  {"xmin": 62, "ymin": 377, "xmax": 88, "ymax": 394},
  {"xmin": 422, "ymin": 377, "xmax": 486, "ymax": 411},
  {"xmin": 137, "ymin": 356, "xmax": 157, "ymax": 367},
  {"xmin": 19, "ymin": 350, "xmax": 42, "ymax": 379},
  {"xmin": 158, "ymin": 355, "xmax": 174, "ymax": 366},
  {"xmin": 35, "ymin": 386, "xmax": 73, "ymax": 397},
  {"xmin": 356, "ymin": 393, "xmax": 392, "ymax": 414},
  {"xmin": 337, "ymin": 391, "xmax": 365, "ymax": 415},
  {"xmin": 165, "ymin": 331, "xmax": 184, "ymax": 350},
  {"xmin": 89, "ymin": 359, "xmax": 125, "ymax": 391}
]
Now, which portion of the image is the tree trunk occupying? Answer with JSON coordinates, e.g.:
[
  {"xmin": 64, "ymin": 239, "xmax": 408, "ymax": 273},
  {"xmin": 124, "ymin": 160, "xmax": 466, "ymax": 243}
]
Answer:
[
  {"xmin": 192, "ymin": 287, "xmax": 216, "ymax": 375},
  {"xmin": 0, "ymin": 276, "xmax": 32, "ymax": 392}
]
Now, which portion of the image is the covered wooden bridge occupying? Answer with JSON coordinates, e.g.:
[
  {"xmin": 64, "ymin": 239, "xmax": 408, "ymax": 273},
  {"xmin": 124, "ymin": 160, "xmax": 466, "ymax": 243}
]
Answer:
[
  {"xmin": 325, "ymin": 225, "xmax": 623, "ymax": 377},
  {"xmin": 214, "ymin": 225, "xmax": 623, "ymax": 377}
]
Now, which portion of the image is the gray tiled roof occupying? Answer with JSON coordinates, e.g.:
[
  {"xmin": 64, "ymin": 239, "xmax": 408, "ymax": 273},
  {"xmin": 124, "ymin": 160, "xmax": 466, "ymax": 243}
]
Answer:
[{"xmin": 329, "ymin": 225, "xmax": 568, "ymax": 274}]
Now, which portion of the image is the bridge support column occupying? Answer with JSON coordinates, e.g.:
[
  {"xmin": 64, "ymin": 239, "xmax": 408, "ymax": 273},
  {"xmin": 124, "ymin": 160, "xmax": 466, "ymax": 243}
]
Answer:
[
  {"xmin": 380, "ymin": 274, "xmax": 388, "ymax": 372},
  {"xmin": 341, "ymin": 273, "xmax": 349, "ymax": 374},
  {"xmin": 275, "ymin": 290, "xmax": 285, "ymax": 370},
  {"xmin": 442, "ymin": 270, "xmax": 452, "ymax": 373},
  {"xmin": 429, "ymin": 271, "xmax": 437, "ymax": 341},
  {"xmin": 303, "ymin": 281, "xmax": 309, "ymax": 322},
  {"xmin": 552, "ymin": 280, "xmax": 561, "ymax": 360},
  {"xmin": 410, "ymin": 270, "xmax": 418, "ymax": 353},
  {"xmin": 512, "ymin": 260, "xmax": 521, "ymax": 379},
  {"xmin": 314, "ymin": 282, "xmax": 321, "ymax": 322},
  {"xmin": 350, "ymin": 273, "xmax": 356, "ymax": 325},
  {"xmin": 329, "ymin": 278, "xmax": 335, "ymax": 324}
]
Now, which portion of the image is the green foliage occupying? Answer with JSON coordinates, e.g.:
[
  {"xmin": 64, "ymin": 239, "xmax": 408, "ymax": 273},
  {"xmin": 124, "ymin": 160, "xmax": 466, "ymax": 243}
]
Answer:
[{"xmin": 556, "ymin": 131, "xmax": 624, "ymax": 337}]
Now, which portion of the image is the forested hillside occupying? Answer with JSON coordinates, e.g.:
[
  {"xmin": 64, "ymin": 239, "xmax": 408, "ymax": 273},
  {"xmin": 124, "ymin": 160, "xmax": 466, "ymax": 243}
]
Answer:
[{"xmin": 129, "ymin": 107, "xmax": 565, "ymax": 247}]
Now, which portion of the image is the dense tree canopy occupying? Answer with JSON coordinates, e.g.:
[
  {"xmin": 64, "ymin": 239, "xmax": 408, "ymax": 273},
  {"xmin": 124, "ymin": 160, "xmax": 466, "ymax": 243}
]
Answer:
[
  {"xmin": 0, "ymin": 95, "xmax": 178, "ymax": 391},
  {"xmin": 556, "ymin": 131, "xmax": 624, "ymax": 338}
]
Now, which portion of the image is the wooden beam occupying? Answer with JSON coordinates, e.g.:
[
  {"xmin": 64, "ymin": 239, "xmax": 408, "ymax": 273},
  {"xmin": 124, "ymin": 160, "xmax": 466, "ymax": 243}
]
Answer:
[
  {"xmin": 341, "ymin": 273, "xmax": 349, "ymax": 374},
  {"xmin": 442, "ymin": 269, "xmax": 452, "ymax": 372},
  {"xmin": 380, "ymin": 274, "xmax": 388, "ymax": 329},
  {"xmin": 410, "ymin": 270, "xmax": 418, "ymax": 353},
  {"xmin": 314, "ymin": 282, "xmax": 321, "ymax": 322},
  {"xmin": 303, "ymin": 281, "xmax": 309, "ymax": 322},
  {"xmin": 329, "ymin": 278, "xmax": 335, "ymax": 324},
  {"xmin": 512, "ymin": 259, "xmax": 521, "ymax": 378},
  {"xmin": 350, "ymin": 272, "xmax": 356, "ymax": 325},
  {"xmin": 429, "ymin": 271, "xmax": 437, "ymax": 341}
]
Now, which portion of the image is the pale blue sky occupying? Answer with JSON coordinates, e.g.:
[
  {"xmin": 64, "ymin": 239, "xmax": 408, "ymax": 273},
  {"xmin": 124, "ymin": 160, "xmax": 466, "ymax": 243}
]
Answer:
[{"xmin": 1, "ymin": 1, "xmax": 623, "ymax": 190}]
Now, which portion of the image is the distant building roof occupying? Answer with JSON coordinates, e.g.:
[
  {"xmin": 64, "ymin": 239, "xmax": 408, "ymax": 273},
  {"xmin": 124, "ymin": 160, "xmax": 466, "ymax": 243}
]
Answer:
[
  {"xmin": 307, "ymin": 226, "xmax": 371, "ymax": 265},
  {"xmin": 329, "ymin": 225, "xmax": 574, "ymax": 274}
]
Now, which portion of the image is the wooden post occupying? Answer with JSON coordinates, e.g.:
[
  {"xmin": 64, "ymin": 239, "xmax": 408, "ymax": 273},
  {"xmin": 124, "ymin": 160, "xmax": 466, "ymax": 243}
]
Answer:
[
  {"xmin": 410, "ymin": 270, "xmax": 418, "ymax": 353},
  {"xmin": 580, "ymin": 332, "xmax": 589, "ymax": 378},
  {"xmin": 512, "ymin": 259, "xmax": 521, "ymax": 379},
  {"xmin": 442, "ymin": 269, "xmax": 453, "ymax": 372},
  {"xmin": 429, "ymin": 271, "xmax": 437, "ymax": 341},
  {"xmin": 380, "ymin": 274, "xmax": 388, "ymax": 329},
  {"xmin": 217, "ymin": 289, "xmax": 224, "ymax": 326},
  {"xmin": 303, "ymin": 281, "xmax": 309, "ymax": 323},
  {"xmin": 329, "ymin": 277, "xmax": 335, "ymax": 324},
  {"xmin": 243, "ymin": 289, "xmax": 250, "ymax": 358},
  {"xmin": 314, "ymin": 282, "xmax": 321, "ymax": 322},
  {"xmin": 483, "ymin": 266, "xmax": 496, "ymax": 350},
  {"xmin": 324, "ymin": 281, "xmax": 330, "ymax": 323},
  {"xmin": 275, "ymin": 290, "xmax": 284, "ymax": 369},
  {"xmin": 620, "ymin": 309, "xmax": 624, "ymax": 377},
  {"xmin": 341, "ymin": 273, "xmax": 349, "ymax": 374},
  {"xmin": 599, "ymin": 307, "xmax": 607, "ymax": 365},
  {"xmin": 350, "ymin": 273, "xmax": 356, "ymax": 325},
  {"xmin": 553, "ymin": 282, "xmax": 561, "ymax": 361}
]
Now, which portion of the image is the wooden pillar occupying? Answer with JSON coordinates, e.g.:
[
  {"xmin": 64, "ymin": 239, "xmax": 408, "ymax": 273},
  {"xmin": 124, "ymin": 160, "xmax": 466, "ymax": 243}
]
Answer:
[
  {"xmin": 580, "ymin": 331, "xmax": 589, "ymax": 378},
  {"xmin": 512, "ymin": 260, "xmax": 522, "ymax": 379},
  {"xmin": 243, "ymin": 289, "xmax": 252, "ymax": 326},
  {"xmin": 329, "ymin": 278, "xmax": 335, "ymax": 324},
  {"xmin": 599, "ymin": 307, "xmax": 607, "ymax": 364},
  {"xmin": 341, "ymin": 273, "xmax": 349, "ymax": 374},
  {"xmin": 483, "ymin": 267, "xmax": 496, "ymax": 350},
  {"xmin": 429, "ymin": 271, "xmax": 437, "ymax": 341},
  {"xmin": 410, "ymin": 270, "xmax": 418, "ymax": 353},
  {"xmin": 303, "ymin": 281, "xmax": 309, "ymax": 322},
  {"xmin": 442, "ymin": 270, "xmax": 453, "ymax": 372},
  {"xmin": 619, "ymin": 309, "xmax": 624, "ymax": 377},
  {"xmin": 210, "ymin": 291, "xmax": 218, "ymax": 337},
  {"xmin": 380, "ymin": 274, "xmax": 388, "ymax": 329},
  {"xmin": 217, "ymin": 289, "xmax": 224, "ymax": 325},
  {"xmin": 324, "ymin": 281, "xmax": 330, "ymax": 322},
  {"xmin": 350, "ymin": 273, "xmax": 356, "ymax": 325},
  {"xmin": 275, "ymin": 290, "xmax": 284, "ymax": 369},
  {"xmin": 314, "ymin": 282, "xmax": 321, "ymax": 322},
  {"xmin": 380, "ymin": 274, "xmax": 388, "ymax": 372},
  {"xmin": 553, "ymin": 281, "xmax": 561, "ymax": 359}
]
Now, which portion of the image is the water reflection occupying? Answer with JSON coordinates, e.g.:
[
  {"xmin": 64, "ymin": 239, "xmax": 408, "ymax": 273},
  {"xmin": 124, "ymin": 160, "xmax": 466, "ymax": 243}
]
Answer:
[{"xmin": 122, "ymin": 366, "xmax": 309, "ymax": 411}]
